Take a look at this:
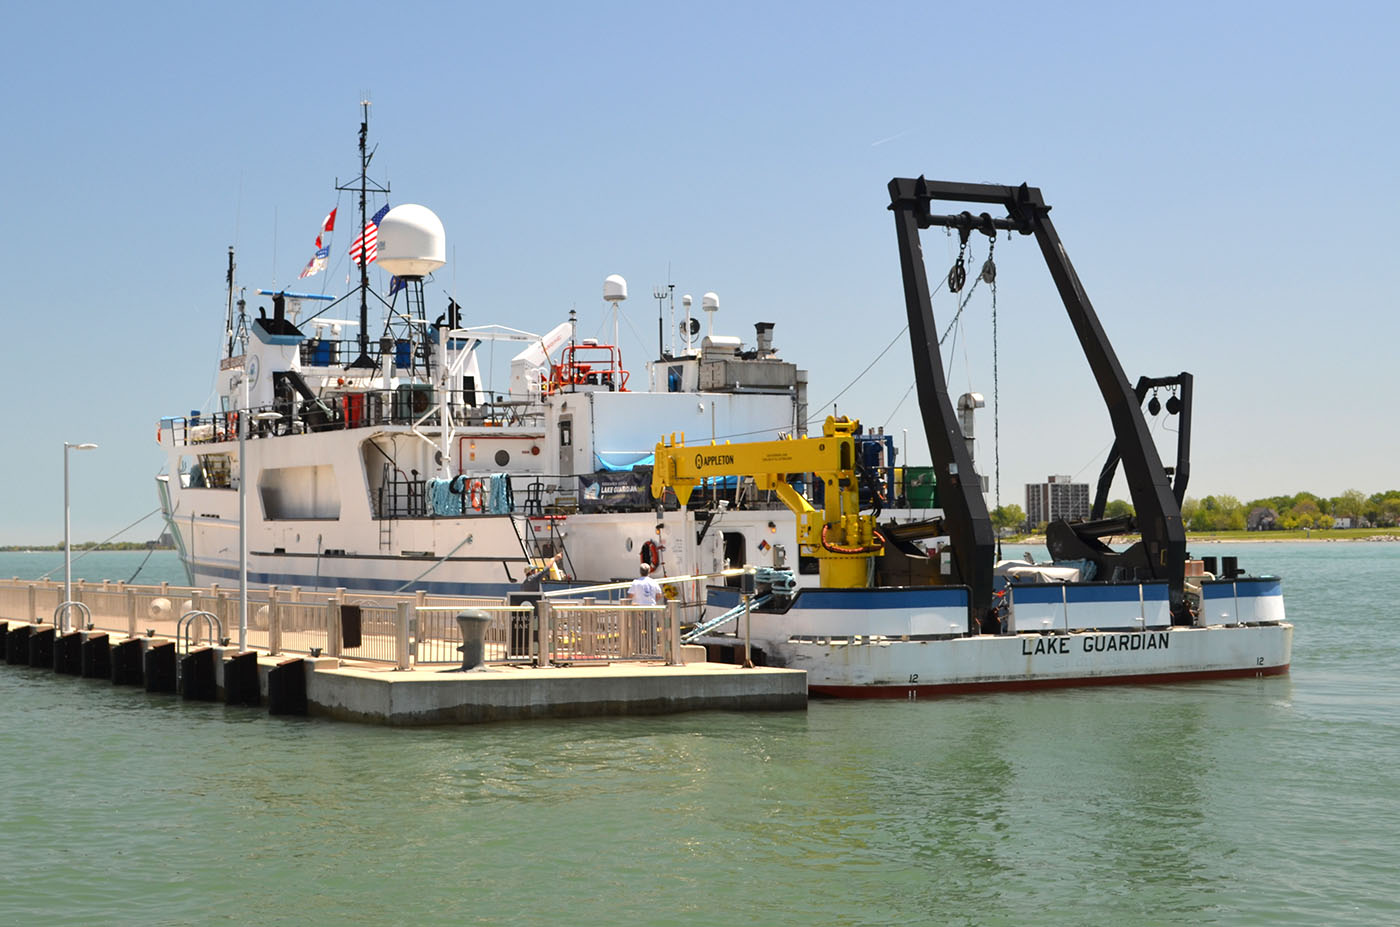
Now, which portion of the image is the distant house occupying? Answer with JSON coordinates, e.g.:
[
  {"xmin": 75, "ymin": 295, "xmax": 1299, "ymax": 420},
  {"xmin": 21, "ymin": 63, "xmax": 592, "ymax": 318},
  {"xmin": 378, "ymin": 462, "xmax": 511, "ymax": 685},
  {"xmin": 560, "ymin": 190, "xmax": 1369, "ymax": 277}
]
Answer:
[
  {"xmin": 1333, "ymin": 516, "xmax": 1353, "ymax": 530},
  {"xmin": 1247, "ymin": 507, "xmax": 1278, "ymax": 531}
]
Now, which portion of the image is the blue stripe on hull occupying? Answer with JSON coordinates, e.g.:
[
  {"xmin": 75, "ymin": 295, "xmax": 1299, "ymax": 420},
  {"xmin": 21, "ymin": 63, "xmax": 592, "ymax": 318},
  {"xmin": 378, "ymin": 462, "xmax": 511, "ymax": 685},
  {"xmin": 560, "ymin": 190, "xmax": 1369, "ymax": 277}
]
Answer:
[
  {"xmin": 791, "ymin": 586, "xmax": 970, "ymax": 610},
  {"xmin": 187, "ymin": 560, "xmax": 518, "ymax": 597}
]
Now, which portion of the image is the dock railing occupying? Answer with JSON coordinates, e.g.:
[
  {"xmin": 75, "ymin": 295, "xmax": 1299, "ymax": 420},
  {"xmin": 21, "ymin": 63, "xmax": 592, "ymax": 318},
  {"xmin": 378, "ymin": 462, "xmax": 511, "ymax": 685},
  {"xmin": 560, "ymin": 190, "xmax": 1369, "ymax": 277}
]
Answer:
[
  {"xmin": 0, "ymin": 571, "xmax": 750, "ymax": 669},
  {"xmin": 0, "ymin": 577, "xmax": 515, "ymax": 669},
  {"xmin": 537, "ymin": 568, "xmax": 749, "ymax": 666}
]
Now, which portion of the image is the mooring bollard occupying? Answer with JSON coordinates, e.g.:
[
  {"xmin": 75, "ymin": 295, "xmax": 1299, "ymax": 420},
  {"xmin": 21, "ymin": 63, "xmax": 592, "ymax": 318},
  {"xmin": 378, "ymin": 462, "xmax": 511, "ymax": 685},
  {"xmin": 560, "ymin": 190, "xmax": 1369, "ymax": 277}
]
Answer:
[{"xmin": 455, "ymin": 610, "xmax": 491, "ymax": 671}]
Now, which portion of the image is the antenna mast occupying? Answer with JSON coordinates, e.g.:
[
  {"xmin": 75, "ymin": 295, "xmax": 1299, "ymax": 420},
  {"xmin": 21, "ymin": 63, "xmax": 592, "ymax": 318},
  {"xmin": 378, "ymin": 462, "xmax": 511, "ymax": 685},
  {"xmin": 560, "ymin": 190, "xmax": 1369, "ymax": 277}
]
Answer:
[
  {"xmin": 224, "ymin": 246, "xmax": 237, "ymax": 357},
  {"xmin": 335, "ymin": 99, "xmax": 389, "ymax": 368},
  {"xmin": 652, "ymin": 282, "xmax": 674, "ymax": 359}
]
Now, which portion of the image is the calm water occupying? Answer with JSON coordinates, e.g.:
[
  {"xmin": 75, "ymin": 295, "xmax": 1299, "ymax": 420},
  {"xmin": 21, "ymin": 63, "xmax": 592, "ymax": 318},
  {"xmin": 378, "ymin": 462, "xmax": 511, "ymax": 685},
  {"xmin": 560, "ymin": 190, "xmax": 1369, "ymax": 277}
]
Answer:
[{"xmin": 1, "ymin": 545, "xmax": 1396, "ymax": 926}]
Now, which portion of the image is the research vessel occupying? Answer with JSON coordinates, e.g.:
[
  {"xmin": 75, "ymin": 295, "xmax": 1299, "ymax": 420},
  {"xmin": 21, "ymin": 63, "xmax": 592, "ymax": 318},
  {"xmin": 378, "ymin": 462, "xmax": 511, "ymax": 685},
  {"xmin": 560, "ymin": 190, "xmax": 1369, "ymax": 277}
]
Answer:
[
  {"xmin": 154, "ymin": 114, "xmax": 1291, "ymax": 695},
  {"xmin": 649, "ymin": 177, "xmax": 1291, "ymax": 696},
  {"xmin": 156, "ymin": 107, "xmax": 897, "ymax": 611}
]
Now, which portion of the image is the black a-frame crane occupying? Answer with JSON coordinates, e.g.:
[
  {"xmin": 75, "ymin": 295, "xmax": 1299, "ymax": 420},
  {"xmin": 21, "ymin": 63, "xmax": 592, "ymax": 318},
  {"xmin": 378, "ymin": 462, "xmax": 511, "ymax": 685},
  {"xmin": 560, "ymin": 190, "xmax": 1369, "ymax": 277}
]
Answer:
[{"xmin": 888, "ymin": 178, "xmax": 1190, "ymax": 629}]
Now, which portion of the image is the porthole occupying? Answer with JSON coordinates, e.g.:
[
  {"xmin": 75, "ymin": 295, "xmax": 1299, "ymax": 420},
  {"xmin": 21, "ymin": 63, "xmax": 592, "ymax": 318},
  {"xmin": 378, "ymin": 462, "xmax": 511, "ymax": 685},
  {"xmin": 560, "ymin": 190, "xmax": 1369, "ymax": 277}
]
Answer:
[{"xmin": 495, "ymin": 449, "xmax": 510, "ymax": 466}]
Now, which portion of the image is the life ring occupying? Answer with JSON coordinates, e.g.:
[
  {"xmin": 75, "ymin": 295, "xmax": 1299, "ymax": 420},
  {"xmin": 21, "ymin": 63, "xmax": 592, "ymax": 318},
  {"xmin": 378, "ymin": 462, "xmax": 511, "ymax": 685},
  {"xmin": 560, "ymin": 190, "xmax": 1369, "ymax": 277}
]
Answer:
[
  {"xmin": 469, "ymin": 479, "xmax": 484, "ymax": 512},
  {"xmin": 640, "ymin": 540, "xmax": 660, "ymax": 569}
]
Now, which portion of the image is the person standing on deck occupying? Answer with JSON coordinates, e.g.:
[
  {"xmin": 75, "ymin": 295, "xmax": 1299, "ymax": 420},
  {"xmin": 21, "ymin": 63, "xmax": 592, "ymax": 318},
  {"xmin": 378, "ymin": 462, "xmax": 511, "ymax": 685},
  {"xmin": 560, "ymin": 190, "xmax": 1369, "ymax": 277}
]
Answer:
[{"xmin": 628, "ymin": 563, "xmax": 662, "ymax": 606}]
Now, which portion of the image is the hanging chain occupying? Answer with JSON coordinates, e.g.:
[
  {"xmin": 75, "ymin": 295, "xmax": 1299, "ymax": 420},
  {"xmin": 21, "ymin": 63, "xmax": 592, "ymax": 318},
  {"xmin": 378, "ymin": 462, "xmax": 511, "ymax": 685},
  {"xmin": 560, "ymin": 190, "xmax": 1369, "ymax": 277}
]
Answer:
[
  {"xmin": 989, "ymin": 234, "xmax": 1001, "ymax": 559},
  {"xmin": 991, "ymin": 236, "xmax": 1002, "ymax": 523}
]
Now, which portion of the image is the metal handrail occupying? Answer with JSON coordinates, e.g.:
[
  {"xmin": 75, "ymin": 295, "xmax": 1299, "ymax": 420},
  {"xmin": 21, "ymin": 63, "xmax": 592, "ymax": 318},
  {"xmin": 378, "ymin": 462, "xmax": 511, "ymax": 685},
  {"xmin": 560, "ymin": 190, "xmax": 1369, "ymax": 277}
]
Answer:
[
  {"xmin": 177, "ymin": 610, "xmax": 224, "ymax": 654},
  {"xmin": 52, "ymin": 600, "xmax": 92, "ymax": 634}
]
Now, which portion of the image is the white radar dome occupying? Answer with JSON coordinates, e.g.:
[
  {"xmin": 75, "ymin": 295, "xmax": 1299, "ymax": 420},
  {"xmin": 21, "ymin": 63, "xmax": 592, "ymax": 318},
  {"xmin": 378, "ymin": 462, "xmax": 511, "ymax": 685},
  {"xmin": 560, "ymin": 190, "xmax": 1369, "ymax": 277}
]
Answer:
[
  {"xmin": 702, "ymin": 292, "xmax": 719, "ymax": 312},
  {"xmin": 376, "ymin": 204, "xmax": 446, "ymax": 277},
  {"xmin": 603, "ymin": 274, "xmax": 628, "ymax": 302}
]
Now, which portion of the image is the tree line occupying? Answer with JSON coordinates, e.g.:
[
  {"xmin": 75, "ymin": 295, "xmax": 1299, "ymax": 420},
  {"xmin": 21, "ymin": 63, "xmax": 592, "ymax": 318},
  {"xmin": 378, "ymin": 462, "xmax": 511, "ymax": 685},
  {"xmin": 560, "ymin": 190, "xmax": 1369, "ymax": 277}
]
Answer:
[{"xmin": 989, "ymin": 489, "xmax": 1400, "ymax": 533}]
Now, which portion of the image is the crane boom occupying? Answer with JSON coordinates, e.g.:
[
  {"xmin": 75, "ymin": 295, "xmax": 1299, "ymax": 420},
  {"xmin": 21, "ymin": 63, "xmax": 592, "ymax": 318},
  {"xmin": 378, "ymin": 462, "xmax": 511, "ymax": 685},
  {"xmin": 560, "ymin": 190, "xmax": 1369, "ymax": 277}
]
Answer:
[{"xmin": 652, "ymin": 416, "xmax": 882, "ymax": 588}]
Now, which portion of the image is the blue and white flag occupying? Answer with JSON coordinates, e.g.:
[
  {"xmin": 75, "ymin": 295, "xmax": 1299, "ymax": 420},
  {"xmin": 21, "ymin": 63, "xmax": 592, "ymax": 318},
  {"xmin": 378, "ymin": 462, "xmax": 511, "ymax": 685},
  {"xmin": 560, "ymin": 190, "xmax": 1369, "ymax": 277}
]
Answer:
[{"xmin": 298, "ymin": 245, "xmax": 330, "ymax": 280}]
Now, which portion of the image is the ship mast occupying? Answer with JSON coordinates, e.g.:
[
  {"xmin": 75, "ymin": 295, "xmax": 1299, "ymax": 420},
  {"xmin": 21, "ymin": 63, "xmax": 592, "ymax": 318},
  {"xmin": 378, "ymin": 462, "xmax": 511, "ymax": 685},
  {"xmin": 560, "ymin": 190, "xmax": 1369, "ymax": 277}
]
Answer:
[
  {"xmin": 336, "ymin": 99, "xmax": 389, "ymax": 368},
  {"xmin": 224, "ymin": 246, "xmax": 237, "ymax": 358}
]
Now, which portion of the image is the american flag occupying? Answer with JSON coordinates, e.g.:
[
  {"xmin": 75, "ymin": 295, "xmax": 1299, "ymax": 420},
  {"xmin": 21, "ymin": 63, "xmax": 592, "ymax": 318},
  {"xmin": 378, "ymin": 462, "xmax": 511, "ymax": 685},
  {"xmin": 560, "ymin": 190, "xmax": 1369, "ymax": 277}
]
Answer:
[{"xmin": 349, "ymin": 204, "xmax": 391, "ymax": 266}]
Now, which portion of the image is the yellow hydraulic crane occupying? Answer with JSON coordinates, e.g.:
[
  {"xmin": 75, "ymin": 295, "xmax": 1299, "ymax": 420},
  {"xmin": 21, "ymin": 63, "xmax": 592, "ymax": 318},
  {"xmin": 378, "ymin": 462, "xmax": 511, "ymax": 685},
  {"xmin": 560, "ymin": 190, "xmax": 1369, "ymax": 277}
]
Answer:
[{"xmin": 651, "ymin": 416, "xmax": 883, "ymax": 588}]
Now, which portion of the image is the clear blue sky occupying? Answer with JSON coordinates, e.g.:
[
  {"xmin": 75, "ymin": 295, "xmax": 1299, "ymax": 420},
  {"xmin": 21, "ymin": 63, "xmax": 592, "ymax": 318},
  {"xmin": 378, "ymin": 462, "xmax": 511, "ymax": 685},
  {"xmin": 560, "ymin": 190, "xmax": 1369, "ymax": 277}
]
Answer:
[{"xmin": 3, "ymin": 1, "xmax": 1396, "ymax": 544}]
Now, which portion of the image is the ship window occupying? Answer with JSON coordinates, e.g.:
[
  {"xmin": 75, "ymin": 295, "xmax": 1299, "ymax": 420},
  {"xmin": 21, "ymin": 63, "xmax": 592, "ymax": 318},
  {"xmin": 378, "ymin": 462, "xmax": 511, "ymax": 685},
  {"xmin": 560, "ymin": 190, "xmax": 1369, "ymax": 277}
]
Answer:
[{"xmin": 495, "ymin": 449, "xmax": 510, "ymax": 466}]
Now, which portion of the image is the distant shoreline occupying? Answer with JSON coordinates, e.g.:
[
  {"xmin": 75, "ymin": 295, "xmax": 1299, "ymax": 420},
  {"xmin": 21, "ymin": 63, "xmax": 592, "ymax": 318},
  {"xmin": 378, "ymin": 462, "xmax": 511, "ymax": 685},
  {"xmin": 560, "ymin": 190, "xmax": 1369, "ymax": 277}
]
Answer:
[{"xmin": 1013, "ymin": 534, "xmax": 1400, "ymax": 546}]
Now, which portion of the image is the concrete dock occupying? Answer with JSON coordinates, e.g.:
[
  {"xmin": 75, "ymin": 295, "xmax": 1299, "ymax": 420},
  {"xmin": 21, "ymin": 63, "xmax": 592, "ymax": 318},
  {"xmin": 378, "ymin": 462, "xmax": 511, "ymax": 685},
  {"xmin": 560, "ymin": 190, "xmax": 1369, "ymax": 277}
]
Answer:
[
  {"xmin": 0, "ymin": 621, "xmax": 807, "ymax": 725},
  {"xmin": 307, "ymin": 659, "xmax": 806, "ymax": 725}
]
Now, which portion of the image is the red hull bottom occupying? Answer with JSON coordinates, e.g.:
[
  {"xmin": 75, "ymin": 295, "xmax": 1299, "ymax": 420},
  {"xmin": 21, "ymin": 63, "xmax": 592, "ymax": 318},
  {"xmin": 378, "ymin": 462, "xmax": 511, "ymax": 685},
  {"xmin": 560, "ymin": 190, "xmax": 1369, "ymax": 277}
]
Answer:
[{"xmin": 809, "ymin": 663, "xmax": 1291, "ymax": 699}]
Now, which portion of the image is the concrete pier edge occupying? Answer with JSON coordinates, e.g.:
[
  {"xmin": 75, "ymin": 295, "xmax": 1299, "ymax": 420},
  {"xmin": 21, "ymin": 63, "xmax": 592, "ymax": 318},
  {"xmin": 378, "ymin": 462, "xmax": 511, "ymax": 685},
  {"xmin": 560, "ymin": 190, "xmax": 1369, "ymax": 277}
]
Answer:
[{"xmin": 0, "ymin": 622, "xmax": 807, "ymax": 726}]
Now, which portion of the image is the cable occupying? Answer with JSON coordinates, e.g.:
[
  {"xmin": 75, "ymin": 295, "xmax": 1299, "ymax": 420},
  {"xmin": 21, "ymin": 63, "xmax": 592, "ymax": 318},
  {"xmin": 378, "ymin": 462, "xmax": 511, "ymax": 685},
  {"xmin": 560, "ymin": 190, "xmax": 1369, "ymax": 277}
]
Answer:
[
  {"xmin": 806, "ymin": 324, "xmax": 909, "ymax": 424},
  {"xmin": 39, "ymin": 508, "xmax": 162, "ymax": 580},
  {"xmin": 126, "ymin": 544, "xmax": 159, "ymax": 583}
]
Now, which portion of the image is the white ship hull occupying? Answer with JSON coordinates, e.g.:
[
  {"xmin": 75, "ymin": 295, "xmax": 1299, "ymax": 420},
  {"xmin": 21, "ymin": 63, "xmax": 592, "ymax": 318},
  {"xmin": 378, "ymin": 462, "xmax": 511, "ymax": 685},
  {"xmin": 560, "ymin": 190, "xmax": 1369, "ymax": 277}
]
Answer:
[
  {"xmin": 783, "ymin": 624, "xmax": 1292, "ymax": 697},
  {"xmin": 702, "ymin": 577, "xmax": 1291, "ymax": 697}
]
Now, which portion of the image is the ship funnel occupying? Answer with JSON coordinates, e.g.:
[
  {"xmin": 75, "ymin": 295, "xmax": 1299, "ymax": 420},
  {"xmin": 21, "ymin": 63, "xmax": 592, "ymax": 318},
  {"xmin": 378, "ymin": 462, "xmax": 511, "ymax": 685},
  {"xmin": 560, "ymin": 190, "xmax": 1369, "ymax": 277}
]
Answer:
[{"xmin": 755, "ymin": 322, "xmax": 774, "ymax": 354}]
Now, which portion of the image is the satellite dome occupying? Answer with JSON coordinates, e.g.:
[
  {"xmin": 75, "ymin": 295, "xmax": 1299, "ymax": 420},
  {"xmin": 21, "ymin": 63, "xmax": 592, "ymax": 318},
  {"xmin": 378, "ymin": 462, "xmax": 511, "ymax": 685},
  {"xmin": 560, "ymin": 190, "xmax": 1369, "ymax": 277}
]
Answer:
[
  {"xmin": 376, "ymin": 204, "xmax": 446, "ymax": 277},
  {"xmin": 701, "ymin": 292, "xmax": 719, "ymax": 312},
  {"xmin": 603, "ymin": 274, "xmax": 628, "ymax": 302}
]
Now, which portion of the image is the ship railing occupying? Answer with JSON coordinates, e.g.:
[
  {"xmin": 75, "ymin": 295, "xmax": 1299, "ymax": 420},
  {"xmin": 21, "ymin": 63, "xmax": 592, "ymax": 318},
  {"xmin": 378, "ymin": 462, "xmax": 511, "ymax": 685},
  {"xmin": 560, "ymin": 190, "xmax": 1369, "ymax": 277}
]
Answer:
[
  {"xmin": 162, "ymin": 389, "xmax": 546, "ymax": 449},
  {"xmin": 373, "ymin": 472, "xmax": 587, "ymax": 520}
]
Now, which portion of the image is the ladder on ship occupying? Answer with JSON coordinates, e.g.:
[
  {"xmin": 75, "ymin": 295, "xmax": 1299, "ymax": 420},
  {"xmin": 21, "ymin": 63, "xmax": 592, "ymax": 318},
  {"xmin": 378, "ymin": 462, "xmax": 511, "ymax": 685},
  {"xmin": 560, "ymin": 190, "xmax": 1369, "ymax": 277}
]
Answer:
[
  {"xmin": 377, "ymin": 463, "xmax": 393, "ymax": 550},
  {"xmin": 514, "ymin": 514, "xmax": 572, "ymax": 576}
]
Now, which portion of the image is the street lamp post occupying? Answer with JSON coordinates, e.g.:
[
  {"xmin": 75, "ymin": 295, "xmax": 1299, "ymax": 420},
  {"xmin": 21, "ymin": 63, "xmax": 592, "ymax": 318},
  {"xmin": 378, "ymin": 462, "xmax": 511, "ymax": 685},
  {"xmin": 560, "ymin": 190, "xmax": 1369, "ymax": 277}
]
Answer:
[
  {"xmin": 236, "ymin": 378, "xmax": 280, "ymax": 652},
  {"xmin": 238, "ymin": 374, "xmax": 249, "ymax": 651},
  {"xmin": 63, "ymin": 441, "xmax": 98, "ymax": 632}
]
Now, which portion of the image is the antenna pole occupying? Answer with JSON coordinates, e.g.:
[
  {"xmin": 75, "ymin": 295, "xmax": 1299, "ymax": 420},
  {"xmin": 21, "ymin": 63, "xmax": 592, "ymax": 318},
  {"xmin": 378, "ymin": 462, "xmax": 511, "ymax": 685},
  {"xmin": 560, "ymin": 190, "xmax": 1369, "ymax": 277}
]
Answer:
[
  {"xmin": 224, "ymin": 246, "xmax": 237, "ymax": 357},
  {"xmin": 336, "ymin": 99, "xmax": 390, "ymax": 368},
  {"xmin": 355, "ymin": 103, "xmax": 369, "ymax": 363},
  {"xmin": 653, "ymin": 284, "xmax": 670, "ymax": 359}
]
